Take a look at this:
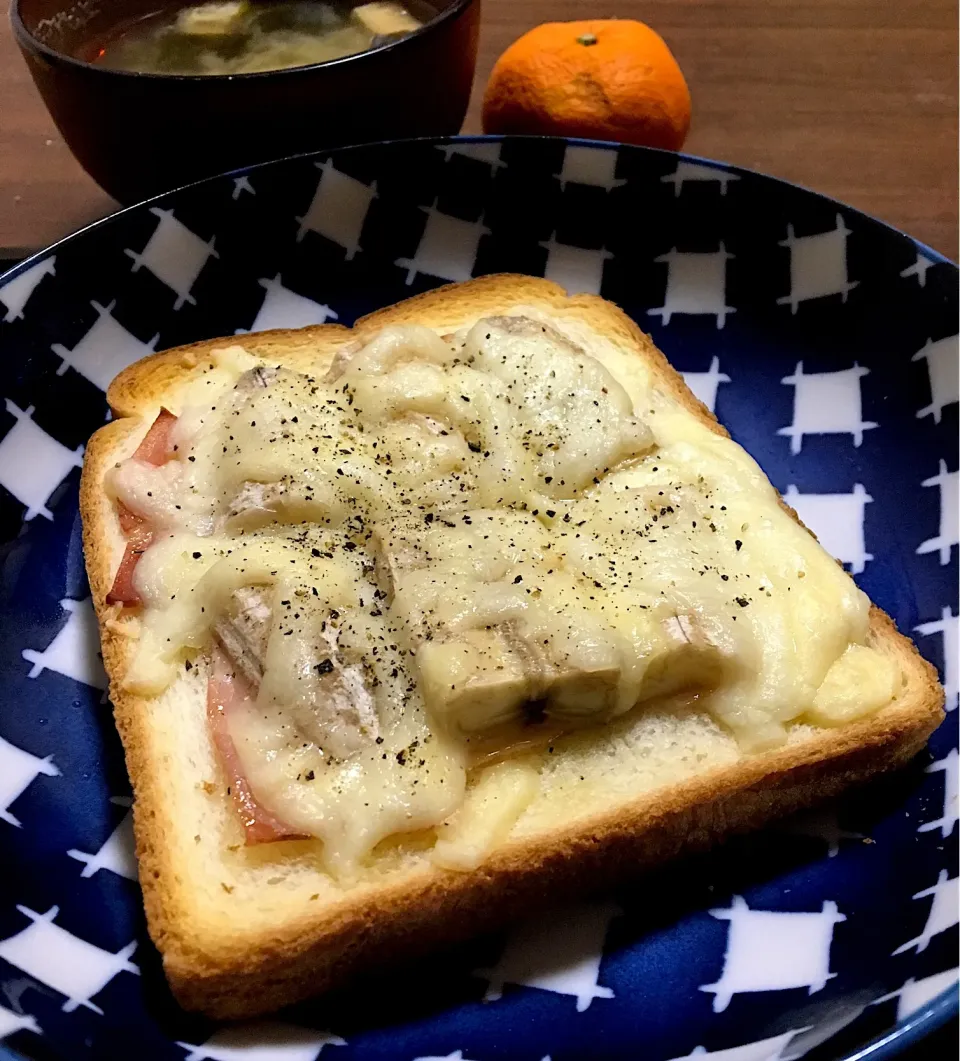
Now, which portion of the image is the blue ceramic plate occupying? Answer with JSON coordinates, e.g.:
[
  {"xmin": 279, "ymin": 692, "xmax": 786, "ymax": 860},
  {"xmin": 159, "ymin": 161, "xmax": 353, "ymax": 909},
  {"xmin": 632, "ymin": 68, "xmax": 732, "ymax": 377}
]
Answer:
[{"xmin": 0, "ymin": 137, "xmax": 956, "ymax": 1061}]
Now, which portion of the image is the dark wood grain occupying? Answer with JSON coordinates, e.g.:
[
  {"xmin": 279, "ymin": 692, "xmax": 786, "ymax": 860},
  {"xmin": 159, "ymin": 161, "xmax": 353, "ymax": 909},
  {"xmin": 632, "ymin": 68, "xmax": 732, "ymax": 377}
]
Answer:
[{"xmin": 0, "ymin": 0, "xmax": 956, "ymax": 256}]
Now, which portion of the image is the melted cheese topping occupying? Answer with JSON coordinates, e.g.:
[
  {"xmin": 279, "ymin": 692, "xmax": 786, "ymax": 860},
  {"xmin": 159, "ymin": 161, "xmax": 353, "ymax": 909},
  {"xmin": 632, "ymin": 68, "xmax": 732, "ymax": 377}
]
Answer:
[{"xmin": 109, "ymin": 316, "xmax": 893, "ymax": 873}]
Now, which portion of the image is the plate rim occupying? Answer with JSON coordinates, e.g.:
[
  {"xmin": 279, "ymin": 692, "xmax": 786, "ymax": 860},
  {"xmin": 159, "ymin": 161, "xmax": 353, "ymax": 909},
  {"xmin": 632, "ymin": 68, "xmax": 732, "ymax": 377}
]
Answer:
[
  {"xmin": 0, "ymin": 133, "xmax": 955, "ymax": 1061},
  {"xmin": 0, "ymin": 135, "xmax": 955, "ymax": 295},
  {"xmin": 839, "ymin": 986, "xmax": 958, "ymax": 1061}
]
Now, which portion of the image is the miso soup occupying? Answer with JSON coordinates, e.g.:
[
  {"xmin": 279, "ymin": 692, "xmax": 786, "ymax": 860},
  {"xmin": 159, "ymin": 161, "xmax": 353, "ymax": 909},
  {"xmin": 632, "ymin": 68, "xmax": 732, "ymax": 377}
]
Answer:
[{"xmin": 92, "ymin": 1, "xmax": 425, "ymax": 76}]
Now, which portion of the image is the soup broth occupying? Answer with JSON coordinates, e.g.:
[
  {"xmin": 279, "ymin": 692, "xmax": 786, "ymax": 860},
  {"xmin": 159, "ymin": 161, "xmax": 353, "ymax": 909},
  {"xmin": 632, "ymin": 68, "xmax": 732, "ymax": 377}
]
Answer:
[{"xmin": 92, "ymin": 1, "xmax": 425, "ymax": 75}]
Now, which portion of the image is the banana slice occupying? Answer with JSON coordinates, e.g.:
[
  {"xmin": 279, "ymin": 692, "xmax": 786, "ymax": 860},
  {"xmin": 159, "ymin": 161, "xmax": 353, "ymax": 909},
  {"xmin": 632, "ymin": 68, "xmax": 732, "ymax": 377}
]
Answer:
[
  {"xmin": 416, "ymin": 623, "xmax": 624, "ymax": 734},
  {"xmin": 417, "ymin": 629, "xmax": 533, "ymax": 732},
  {"xmin": 640, "ymin": 613, "xmax": 728, "ymax": 700},
  {"xmin": 377, "ymin": 511, "xmax": 729, "ymax": 734},
  {"xmin": 214, "ymin": 585, "xmax": 271, "ymax": 686}
]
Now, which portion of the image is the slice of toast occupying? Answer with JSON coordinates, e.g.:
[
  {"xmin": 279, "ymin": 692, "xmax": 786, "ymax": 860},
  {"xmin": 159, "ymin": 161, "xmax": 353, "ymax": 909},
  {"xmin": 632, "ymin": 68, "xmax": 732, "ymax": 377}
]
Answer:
[{"xmin": 80, "ymin": 274, "xmax": 944, "ymax": 1019}]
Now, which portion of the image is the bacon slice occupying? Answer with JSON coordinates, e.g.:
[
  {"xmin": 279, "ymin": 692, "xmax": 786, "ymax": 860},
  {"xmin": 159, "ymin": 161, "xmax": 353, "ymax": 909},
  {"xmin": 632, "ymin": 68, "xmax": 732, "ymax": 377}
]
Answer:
[
  {"xmin": 106, "ymin": 514, "xmax": 154, "ymax": 606},
  {"xmin": 207, "ymin": 649, "xmax": 307, "ymax": 845},
  {"xmin": 106, "ymin": 410, "xmax": 178, "ymax": 607},
  {"xmin": 117, "ymin": 501, "xmax": 148, "ymax": 537},
  {"xmin": 131, "ymin": 407, "xmax": 177, "ymax": 465}
]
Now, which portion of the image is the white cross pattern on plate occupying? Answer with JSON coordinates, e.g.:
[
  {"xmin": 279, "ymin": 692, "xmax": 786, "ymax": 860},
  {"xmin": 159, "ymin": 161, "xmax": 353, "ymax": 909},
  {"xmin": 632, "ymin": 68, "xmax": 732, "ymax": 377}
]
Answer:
[
  {"xmin": 412, "ymin": 1052, "xmax": 483, "ymax": 1061},
  {"xmin": 681, "ymin": 357, "xmax": 731, "ymax": 414},
  {"xmin": 661, "ymin": 162, "xmax": 740, "ymax": 197},
  {"xmin": 700, "ymin": 895, "xmax": 846, "ymax": 1013},
  {"xmin": 554, "ymin": 145, "xmax": 624, "ymax": 191},
  {"xmin": 0, "ymin": 257, "xmax": 56, "ymax": 323},
  {"xmin": 232, "ymin": 176, "xmax": 255, "ymax": 200},
  {"xmin": 396, "ymin": 201, "xmax": 490, "ymax": 285},
  {"xmin": 918, "ymin": 747, "xmax": 959, "ymax": 838},
  {"xmin": 51, "ymin": 299, "xmax": 159, "ymax": 393},
  {"xmin": 296, "ymin": 159, "xmax": 377, "ymax": 259},
  {"xmin": 0, "ymin": 399, "xmax": 83, "ymax": 520},
  {"xmin": 125, "ymin": 208, "xmax": 218, "ymax": 310},
  {"xmin": 916, "ymin": 460, "xmax": 958, "ymax": 565},
  {"xmin": 664, "ymin": 1026, "xmax": 811, "ymax": 1061},
  {"xmin": 778, "ymin": 362, "xmax": 877, "ymax": 454},
  {"xmin": 872, "ymin": 968, "xmax": 960, "ymax": 1022},
  {"xmin": 913, "ymin": 334, "xmax": 959, "ymax": 423},
  {"xmin": 176, "ymin": 1021, "xmax": 346, "ymax": 1061},
  {"xmin": 473, "ymin": 901, "xmax": 619, "ymax": 1012},
  {"xmin": 776, "ymin": 807, "xmax": 865, "ymax": 857},
  {"xmin": 0, "ymin": 905, "xmax": 138, "ymax": 1014},
  {"xmin": 67, "ymin": 797, "xmax": 137, "ymax": 881},
  {"xmin": 436, "ymin": 142, "xmax": 506, "ymax": 170},
  {"xmin": 891, "ymin": 870, "xmax": 959, "ymax": 955},
  {"xmin": 900, "ymin": 250, "xmax": 936, "ymax": 287},
  {"xmin": 538, "ymin": 233, "xmax": 612, "ymax": 296},
  {"xmin": 648, "ymin": 245, "xmax": 735, "ymax": 329},
  {"xmin": 21, "ymin": 597, "xmax": 107, "ymax": 690},
  {"xmin": 240, "ymin": 274, "xmax": 339, "ymax": 334},
  {"xmin": 782, "ymin": 483, "xmax": 873, "ymax": 574},
  {"xmin": 777, "ymin": 214, "xmax": 858, "ymax": 313},
  {"xmin": 914, "ymin": 606, "xmax": 958, "ymax": 711},
  {"xmin": 0, "ymin": 735, "xmax": 60, "ymax": 828},
  {"xmin": 0, "ymin": 1004, "xmax": 40, "ymax": 1042}
]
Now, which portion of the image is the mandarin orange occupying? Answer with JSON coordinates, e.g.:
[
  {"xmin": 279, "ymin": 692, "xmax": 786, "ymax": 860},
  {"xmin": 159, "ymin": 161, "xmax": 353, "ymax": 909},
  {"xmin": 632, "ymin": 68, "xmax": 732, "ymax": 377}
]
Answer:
[{"xmin": 482, "ymin": 20, "xmax": 691, "ymax": 151}]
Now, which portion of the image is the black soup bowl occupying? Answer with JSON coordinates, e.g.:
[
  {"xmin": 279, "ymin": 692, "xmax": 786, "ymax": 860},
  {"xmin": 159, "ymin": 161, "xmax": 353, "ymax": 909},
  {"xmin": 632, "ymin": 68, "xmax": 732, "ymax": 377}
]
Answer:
[{"xmin": 12, "ymin": 0, "xmax": 481, "ymax": 204}]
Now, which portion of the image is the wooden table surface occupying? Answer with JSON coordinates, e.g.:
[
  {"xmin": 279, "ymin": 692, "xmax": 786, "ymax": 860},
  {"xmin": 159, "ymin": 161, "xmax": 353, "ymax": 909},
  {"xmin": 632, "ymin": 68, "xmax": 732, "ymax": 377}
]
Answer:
[{"xmin": 1, "ymin": 0, "xmax": 956, "ymax": 259}]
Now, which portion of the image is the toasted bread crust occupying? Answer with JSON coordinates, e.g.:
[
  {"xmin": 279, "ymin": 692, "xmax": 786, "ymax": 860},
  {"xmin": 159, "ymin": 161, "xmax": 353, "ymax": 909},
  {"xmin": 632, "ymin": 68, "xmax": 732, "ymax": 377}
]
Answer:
[{"xmin": 80, "ymin": 275, "xmax": 944, "ymax": 1019}]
